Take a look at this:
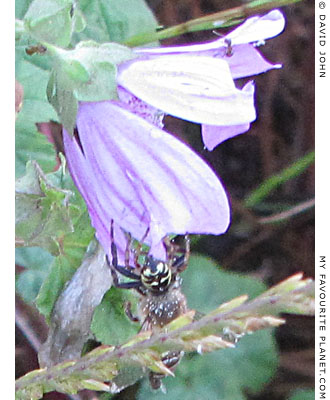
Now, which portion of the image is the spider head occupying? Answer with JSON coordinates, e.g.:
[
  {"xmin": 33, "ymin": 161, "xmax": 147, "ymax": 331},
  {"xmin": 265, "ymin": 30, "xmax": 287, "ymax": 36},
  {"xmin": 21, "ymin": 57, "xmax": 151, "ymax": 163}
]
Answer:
[{"xmin": 141, "ymin": 257, "xmax": 172, "ymax": 293}]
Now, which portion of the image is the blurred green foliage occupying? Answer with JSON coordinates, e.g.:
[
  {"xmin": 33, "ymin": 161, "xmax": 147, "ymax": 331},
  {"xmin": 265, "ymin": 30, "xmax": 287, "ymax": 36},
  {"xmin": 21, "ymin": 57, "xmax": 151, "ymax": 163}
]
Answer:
[
  {"xmin": 288, "ymin": 389, "xmax": 315, "ymax": 400},
  {"xmin": 75, "ymin": 0, "xmax": 158, "ymax": 44},
  {"xmin": 16, "ymin": 247, "xmax": 54, "ymax": 304},
  {"xmin": 15, "ymin": 59, "xmax": 58, "ymax": 178}
]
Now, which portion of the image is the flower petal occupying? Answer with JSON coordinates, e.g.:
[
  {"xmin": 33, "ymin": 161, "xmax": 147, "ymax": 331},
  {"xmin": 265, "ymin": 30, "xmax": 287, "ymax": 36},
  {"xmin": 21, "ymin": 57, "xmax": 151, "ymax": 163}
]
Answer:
[
  {"xmin": 135, "ymin": 10, "xmax": 285, "ymax": 56},
  {"xmin": 201, "ymin": 81, "xmax": 255, "ymax": 149},
  {"xmin": 225, "ymin": 10, "xmax": 285, "ymax": 45},
  {"xmin": 202, "ymin": 123, "xmax": 251, "ymax": 151},
  {"xmin": 117, "ymin": 86, "xmax": 164, "ymax": 128},
  {"xmin": 63, "ymin": 126, "xmax": 130, "ymax": 261},
  {"xmin": 118, "ymin": 55, "xmax": 256, "ymax": 125},
  {"xmin": 225, "ymin": 44, "xmax": 281, "ymax": 79},
  {"xmin": 63, "ymin": 101, "xmax": 230, "ymax": 259}
]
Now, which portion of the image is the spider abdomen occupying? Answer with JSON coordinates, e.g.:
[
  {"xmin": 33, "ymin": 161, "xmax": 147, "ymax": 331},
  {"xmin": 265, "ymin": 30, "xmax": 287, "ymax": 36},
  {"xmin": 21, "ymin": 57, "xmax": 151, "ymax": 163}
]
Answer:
[{"xmin": 139, "ymin": 288, "xmax": 187, "ymax": 331}]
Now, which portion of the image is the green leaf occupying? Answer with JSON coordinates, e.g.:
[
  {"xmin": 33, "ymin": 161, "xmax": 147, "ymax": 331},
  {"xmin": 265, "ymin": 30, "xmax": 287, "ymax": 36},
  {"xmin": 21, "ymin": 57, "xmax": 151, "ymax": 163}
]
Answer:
[
  {"xmin": 15, "ymin": 98, "xmax": 58, "ymax": 174},
  {"xmin": 72, "ymin": 41, "xmax": 134, "ymax": 101},
  {"xmin": 15, "ymin": 52, "xmax": 53, "ymax": 101},
  {"xmin": 181, "ymin": 255, "xmax": 266, "ymax": 313},
  {"xmin": 75, "ymin": 41, "xmax": 134, "ymax": 68},
  {"xmin": 76, "ymin": 61, "xmax": 117, "ymax": 101},
  {"xmin": 15, "ymin": 161, "xmax": 76, "ymax": 255},
  {"xmin": 60, "ymin": 211, "xmax": 95, "ymax": 266},
  {"xmin": 16, "ymin": 160, "xmax": 96, "ymax": 320},
  {"xmin": 16, "ymin": 0, "xmax": 33, "ymax": 19},
  {"xmin": 16, "ymin": 56, "xmax": 58, "ymax": 177},
  {"xmin": 24, "ymin": 0, "xmax": 72, "ymax": 20},
  {"xmin": 138, "ymin": 255, "xmax": 277, "ymax": 400},
  {"xmin": 16, "ymin": 247, "xmax": 54, "ymax": 304},
  {"xmin": 46, "ymin": 160, "xmax": 95, "ymax": 257},
  {"xmin": 44, "ymin": 154, "xmax": 86, "ymax": 209},
  {"xmin": 47, "ymin": 72, "xmax": 78, "ymax": 134},
  {"xmin": 34, "ymin": 223, "xmax": 95, "ymax": 321},
  {"xmin": 47, "ymin": 41, "xmax": 134, "ymax": 130},
  {"xmin": 23, "ymin": 0, "xmax": 74, "ymax": 47},
  {"xmin": 91, "ymin": 288, "xmax": 140, "ymax": 346},
  {"xmin": 62, "ymin": 59, "xmax": 90, "ymax": 83},
  {"xmin": 35, "ymin": 254, "xmax": 77, "ymax": 321},
  {"xmin": 75, "ymin": 0, "xmax": 158, "ymax": 44},
  {"xmin": 72, "ymin": 8, "xmax": 86, "ymax": 33},
  {"xmin": 53, "ymin": 41, "xmax": 134, "ymax": 101}
]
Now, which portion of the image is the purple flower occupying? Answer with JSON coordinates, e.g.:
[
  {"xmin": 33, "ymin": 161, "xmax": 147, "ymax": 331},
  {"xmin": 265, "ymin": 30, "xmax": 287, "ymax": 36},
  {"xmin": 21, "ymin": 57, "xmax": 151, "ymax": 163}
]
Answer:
[
  {"xmin": 63, "ymin": 10, "xmax": 285, "ymax": 260},
  {"xmin": 134, "ymin": 10, "xmax": 284, "ymax": 78},
  {"xmin": 63, "ymin": 102, "xmax": 230, "ymax": 261},
  {"xmin": 119, "ymin": 9, "xmax": 285, "ymax": 150}
]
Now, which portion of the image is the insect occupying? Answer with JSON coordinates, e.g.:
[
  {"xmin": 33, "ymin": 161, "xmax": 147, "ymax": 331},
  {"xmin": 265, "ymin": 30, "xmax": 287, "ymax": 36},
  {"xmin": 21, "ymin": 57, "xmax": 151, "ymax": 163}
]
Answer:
[
  {"xmin": 106, "ymin": 221, "xmax": 190, "ymax": 390},
  {"xmin": 212, "ymin": 31, "xmax": 234, "ymax": 57},
  {"xmin": 25, "ymin": 45, "xmax": 47, "ymax": 56},
  {"xmin": 224, "ymin": 38, "xmax": 233, "ymax": 57}
]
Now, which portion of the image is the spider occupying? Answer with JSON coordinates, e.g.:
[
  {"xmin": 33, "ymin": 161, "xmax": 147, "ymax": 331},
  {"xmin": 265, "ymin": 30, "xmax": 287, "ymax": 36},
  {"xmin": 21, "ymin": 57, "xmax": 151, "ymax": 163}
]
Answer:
[{"xmin": 106, "ymin": 220, "xmax": 190, "ymax": 389}]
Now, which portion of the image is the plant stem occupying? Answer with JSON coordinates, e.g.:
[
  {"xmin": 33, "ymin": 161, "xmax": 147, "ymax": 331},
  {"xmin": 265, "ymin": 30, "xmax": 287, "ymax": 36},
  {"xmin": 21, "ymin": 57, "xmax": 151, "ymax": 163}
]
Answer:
[
  {"xmin": 244, "ymin": 151, "xmax": 315, "ymax": 208},
  {"xmin": 258, "ymin": 198, "xmax": 315, "ymax": 224},
  {"xmin": 123, "ymin": 0, "xmax": 302, "ymax": 47},
  {"xmin": 15, "ymin": 275, "xmax": 314, "ymax": 394}
]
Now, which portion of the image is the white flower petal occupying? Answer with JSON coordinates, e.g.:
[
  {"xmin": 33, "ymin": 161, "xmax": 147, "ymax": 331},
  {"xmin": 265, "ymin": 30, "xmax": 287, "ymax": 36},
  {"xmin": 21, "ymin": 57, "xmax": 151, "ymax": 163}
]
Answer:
[
  {"xmin": 135, "ymin": 10, "xmax": 285, "ymax": 56},
  {"xmin": 226, "ymin": 10, "xmax": 285, "ymax": 45},
  {"xmin": 118, "ymin": 55, "xmax": 255, "ymax": 125}
]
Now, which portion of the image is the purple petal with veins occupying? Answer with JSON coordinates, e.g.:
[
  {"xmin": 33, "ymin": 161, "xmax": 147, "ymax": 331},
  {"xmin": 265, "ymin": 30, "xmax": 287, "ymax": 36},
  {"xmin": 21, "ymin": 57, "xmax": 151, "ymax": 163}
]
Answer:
[
  {"xmin": 63, "ymin": 101, "xmax": 230, "ymax": 261},
  {"xmin": 118, "ymin": 86, "xmax": 165, "ymax": 128}
]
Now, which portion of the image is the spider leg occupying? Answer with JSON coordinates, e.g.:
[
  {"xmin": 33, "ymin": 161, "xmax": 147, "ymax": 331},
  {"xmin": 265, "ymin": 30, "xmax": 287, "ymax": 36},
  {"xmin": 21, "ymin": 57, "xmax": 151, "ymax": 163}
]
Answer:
[
  {"xmin": 112, "ymin": 279, "xmax": 142, "ymax": 290},
  {"xmin": 110, "ymin": 261, "xmax": 141, "ymax": 280},
  {"xmin": 134, "ymin": 226, "xmax": 150, "ymax": 266},
  {"xmin": 108, "ymin": 220, "xmax": 141, "ymax": 282},
  {"xmin": 148, "ymin": 350, "xmax": 184, "ymax": 390},
  {"xmin": 179, "ymin": 234, "xmax": 190, "ymax": 273},
  {"xmin": 106, "ymin": 256, "xmax": 140, "ymax": 288},
  {"xmin": 124, "ymin": 301, "xmax": 140, "ymax": 323},
  {"xmin": 164, "ymin": 234, "xmax": 190, "ymax": 273},
  {"xmin": 162, "ymin": 350, "xmax": 183, "ymax": 369},
  {"xmin": 110, "ymin": 220, "xmax": 118, "ymax": 268},
  {"xmin": 124, "ymin": 231, "xmax": 133, "ymax": 269},
  {"xmin": 163, "ymin": 236, "xmax": 176, "ymax": 268},
  {"xmin": 139, "ymin": 315, "xmax": 152, "ymax": 332}
]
